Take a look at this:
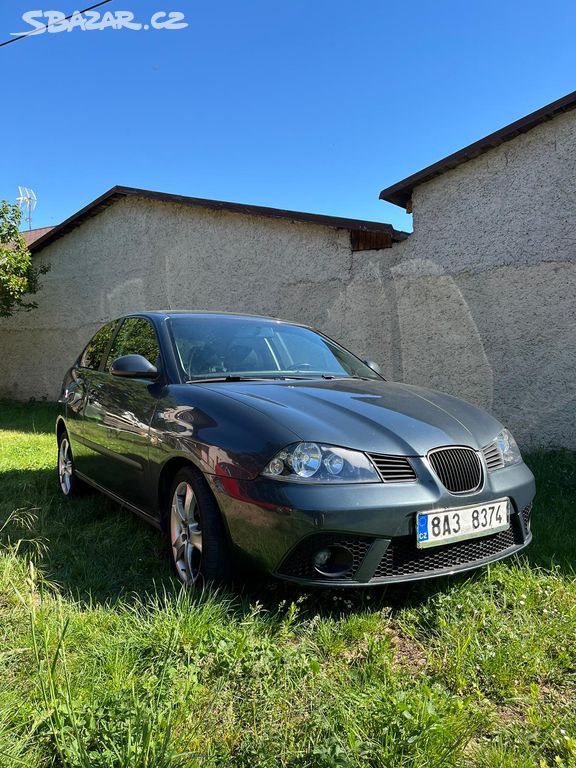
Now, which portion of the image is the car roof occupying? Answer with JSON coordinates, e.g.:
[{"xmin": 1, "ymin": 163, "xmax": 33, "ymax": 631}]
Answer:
[{"xmin": 119, "ymin": 310, "xmax": 312, "ymax": 328}]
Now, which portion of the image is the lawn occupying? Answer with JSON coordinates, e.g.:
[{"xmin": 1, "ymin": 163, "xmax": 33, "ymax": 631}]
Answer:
[{"xmin": 0, "ymin": 400, "xmax": 575, "ymax": 767}]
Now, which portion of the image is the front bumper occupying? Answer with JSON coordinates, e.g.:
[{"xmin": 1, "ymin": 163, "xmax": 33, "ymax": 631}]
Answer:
[{"xmin": 208, "ymin": 460, "xmax": 536, "ymax": 586}]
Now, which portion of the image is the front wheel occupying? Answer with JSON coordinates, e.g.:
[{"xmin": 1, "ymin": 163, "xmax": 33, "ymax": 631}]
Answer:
[
  {"xmin": 57, "ymin": 431, "xmax": 84, "ymax": 496},
  {"xmin": 167, "ymin": 466, "xmax": 232, "ymax": 588}
]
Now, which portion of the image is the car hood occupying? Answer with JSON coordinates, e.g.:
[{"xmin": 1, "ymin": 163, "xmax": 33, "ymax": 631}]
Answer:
[{"xmin": 204, "ymin": 378, "xmax": 503, "ymax": 456}]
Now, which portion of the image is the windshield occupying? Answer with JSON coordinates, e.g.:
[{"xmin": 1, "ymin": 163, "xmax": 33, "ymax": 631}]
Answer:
[{"xmin": 168, "ymin": 316, "xmax": 382, "ymax": 381}]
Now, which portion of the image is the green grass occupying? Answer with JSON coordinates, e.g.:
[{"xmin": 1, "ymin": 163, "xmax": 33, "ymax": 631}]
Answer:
[{"xmin": 0, "ymin": 400, "xmax": 575, "ymax": 767}]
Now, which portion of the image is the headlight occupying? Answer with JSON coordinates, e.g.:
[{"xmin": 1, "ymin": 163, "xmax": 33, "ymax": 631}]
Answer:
[
  {"xmin": 262, "ymin": 442, "xmax": 380, "ymax": 483},
  {"xmin": 495, "ymin": 428, "xmax": 522, "ymax": 466}
]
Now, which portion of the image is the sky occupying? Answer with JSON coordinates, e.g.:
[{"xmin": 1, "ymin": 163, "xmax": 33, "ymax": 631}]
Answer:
[{"xmin": 1, "ymin": 0, "xmax": 576, "ymax": 234}]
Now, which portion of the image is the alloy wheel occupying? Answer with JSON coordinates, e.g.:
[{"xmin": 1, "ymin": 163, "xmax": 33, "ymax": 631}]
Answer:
[
  {"xmin": 58, "ymin": 437, "xmax": 73, "ymax": 495},
  {"xmin": 170, "ymin": 480, "xmax": 203, "ymax": 585}
]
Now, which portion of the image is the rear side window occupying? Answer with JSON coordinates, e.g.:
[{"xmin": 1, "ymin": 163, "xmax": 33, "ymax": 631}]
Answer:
[
  {"xmin": 78, "ymin": 321, "xmax": 117, "ymax": 370},
  {"xmin": 104, "ymin": 317, "xmax": 161, "ymax": 372}
]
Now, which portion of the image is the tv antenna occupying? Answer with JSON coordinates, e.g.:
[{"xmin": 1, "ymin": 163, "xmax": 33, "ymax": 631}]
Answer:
[{"xmin": 16, "ymin": 187, "xmax": 37, "ymax": 230}]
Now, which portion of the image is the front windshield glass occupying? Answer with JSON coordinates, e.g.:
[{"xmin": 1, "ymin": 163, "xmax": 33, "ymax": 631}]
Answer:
[{"xmin": 168, "ymin": 316, "xmax": 382, "ymax": 381}]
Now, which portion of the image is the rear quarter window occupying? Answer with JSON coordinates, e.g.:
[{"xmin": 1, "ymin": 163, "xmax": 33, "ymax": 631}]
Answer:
[{"xmin": 78, "ymin": 321, "xmax": 117, "ymax": 370}]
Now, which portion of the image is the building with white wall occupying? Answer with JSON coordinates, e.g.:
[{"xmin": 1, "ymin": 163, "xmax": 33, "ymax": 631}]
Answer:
[{"xmin": 0, "ymin": 186, "xmax": 401, "ymax": 401}]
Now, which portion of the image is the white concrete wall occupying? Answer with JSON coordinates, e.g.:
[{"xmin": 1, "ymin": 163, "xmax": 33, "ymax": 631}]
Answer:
[{"xmin": 374, "ymin": 109, "xmax": 576, "ymax": 449}]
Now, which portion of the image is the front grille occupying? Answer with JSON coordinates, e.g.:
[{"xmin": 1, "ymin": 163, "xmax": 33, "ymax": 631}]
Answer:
[
  {"xmin": 482, "ymin": 441, "xmax": 505, "ymax": 472},
  {"xmin": 522, "ymin": 503, "xmax": 533, "ymax": 529},
  {"xmin": 372, "ymin": 525, "xmax": 519, "ymax": 579},
  {"xmin": 428, "ymin": 447, "xmax": 483, "ymax": 494},
  {"xmin": 368, "ymin": 453, "xmax": 417, "ymax": 482}
]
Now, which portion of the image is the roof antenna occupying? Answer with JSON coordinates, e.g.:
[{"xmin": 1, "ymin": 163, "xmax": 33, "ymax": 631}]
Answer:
[{"xmin": 16, "ymin": 186, "xmax": 37, "ymax": 230}]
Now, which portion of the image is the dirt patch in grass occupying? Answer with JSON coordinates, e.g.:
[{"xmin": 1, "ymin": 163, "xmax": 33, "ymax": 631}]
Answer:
[
  {"xmin": 339, "ymin": 624, "xmax": 428, "ymax": 673},
  {"xmin": 388, "ymin": 627, "xmax": 428, "ymax": 671}
]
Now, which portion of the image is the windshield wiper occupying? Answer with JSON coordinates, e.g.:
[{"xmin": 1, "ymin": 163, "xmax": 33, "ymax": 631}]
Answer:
[
  {"xmin": 186, "ymin": 375, "xmax": 288, "ymax": 384},
  {"xmin": 186, "ymin": 374, "xmax": 379, "ymax": 384},
  {"xmin": 296, "ymin": 374, "xmax": 375, "ymax": 381}
]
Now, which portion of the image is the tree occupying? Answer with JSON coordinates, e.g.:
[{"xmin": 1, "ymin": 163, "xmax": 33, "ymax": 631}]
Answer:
[{"xmin": 0, "ymin": 201, "xmax": 49, "ymax": 318}]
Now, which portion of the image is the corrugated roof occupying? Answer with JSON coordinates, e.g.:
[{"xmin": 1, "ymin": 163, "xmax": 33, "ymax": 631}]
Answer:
[
  {"xmin": 379, "ymin": 90, "xmax": 576, "ymax": 208},
  {"xmin": 30, "ymin": 185, "xmax": 406, "ymax": 254}
]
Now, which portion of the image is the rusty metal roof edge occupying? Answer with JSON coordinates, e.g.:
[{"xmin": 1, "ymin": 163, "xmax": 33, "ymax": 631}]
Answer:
[
  {"xmin": 379, "ymin": 89, "xmax": 576, "ymax": 208},
  {"xmin": 29, "ymin": 185, "xmax": 402, "ymax": 254}
]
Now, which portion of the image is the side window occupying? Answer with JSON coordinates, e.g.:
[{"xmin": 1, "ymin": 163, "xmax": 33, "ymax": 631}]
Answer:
[
  {"xmin": 78, "ymin": 321, "xmax": 117, "ymax": 370},
  {"xmin": 105, "ymin": 318, "xmax": 161, "ymax": 372}
]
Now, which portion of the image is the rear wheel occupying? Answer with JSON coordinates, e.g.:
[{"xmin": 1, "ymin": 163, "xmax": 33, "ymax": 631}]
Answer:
[{"xmin": 167, "ymin": 466, "xmax": 232, "ymax": 588}]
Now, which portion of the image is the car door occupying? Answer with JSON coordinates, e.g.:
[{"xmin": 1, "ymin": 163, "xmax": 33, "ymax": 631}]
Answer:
[{"xmin": 82, "ymin": 317, "xmax": 163, "ymax": 512}]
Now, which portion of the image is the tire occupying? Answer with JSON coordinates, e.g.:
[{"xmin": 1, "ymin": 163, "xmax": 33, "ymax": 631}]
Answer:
[
  {"xmin": 57, "ymin": 430, "xmax": 85, "ymax": 497},
  {"xmin": 166, "ymin": 465, "xmax": 232, "ymax": 588}
]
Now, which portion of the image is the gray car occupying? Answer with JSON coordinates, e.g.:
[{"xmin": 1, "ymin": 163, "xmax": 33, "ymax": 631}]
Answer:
[{"xmin": 56, "ymin": 312, "xmax": 535, "ymax": 587}]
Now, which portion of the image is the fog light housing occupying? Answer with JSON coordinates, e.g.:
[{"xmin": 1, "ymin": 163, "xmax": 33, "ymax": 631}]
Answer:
[
  {"xmin": 313, "ymin": 548, "xmax": 331, "ymax": 568},
  {"xmin": 312, "ymin": 545, "xmax": 354, "ymax": 578}
]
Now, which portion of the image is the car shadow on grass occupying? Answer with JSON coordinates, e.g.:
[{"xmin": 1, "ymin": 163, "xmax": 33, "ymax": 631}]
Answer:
[
  {"xmin": 522, "ymin": 450, "xmax": 576, "ymax": 576},
  {"xmin": 0, "ymin": 467, "xmax": 174, "ymax": 604}
]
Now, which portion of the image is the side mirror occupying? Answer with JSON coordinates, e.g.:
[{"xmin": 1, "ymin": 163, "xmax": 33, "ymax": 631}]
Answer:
[
  {"xmin": 364, "ymin": 359, "xmax": 382, "ymax": 376},
  {"xmin": 111, "ymin": 354, "xmax": 159, "ymax": 379}
]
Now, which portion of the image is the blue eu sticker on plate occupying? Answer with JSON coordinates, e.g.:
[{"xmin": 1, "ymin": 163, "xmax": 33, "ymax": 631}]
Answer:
[{"xmin": 417, "ymin": 514, "xmax": 429, "ymax": 543}]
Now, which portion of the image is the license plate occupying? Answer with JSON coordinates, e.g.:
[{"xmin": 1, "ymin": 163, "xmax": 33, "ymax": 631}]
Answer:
[{"xmin": 416, "ymin": 498, "xmax": 510, "ymax": 549}]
